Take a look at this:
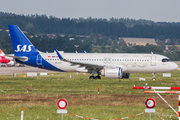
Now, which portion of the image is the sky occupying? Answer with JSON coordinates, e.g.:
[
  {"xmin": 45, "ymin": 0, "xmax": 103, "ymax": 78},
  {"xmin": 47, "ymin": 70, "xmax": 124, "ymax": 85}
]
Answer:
[{"xmin": 0, "ymin": 0, "xmax": 180, "ymax": 22}]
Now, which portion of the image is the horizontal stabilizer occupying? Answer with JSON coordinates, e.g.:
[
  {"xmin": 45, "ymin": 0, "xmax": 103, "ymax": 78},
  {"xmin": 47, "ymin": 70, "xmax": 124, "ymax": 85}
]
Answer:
[{"xmin": 5, "ymin": 55, "xmax": 28, "ymax": 62}]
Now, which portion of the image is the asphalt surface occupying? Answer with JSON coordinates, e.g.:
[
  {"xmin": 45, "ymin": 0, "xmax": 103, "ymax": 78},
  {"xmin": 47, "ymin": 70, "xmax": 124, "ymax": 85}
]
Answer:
[{"xmin": 0, "ymin": 66, "xmax": 54, "ymax": 75}]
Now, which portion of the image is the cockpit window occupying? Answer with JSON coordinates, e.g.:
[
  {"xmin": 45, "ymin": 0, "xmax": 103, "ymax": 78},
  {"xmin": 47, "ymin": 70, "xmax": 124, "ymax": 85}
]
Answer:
[{"xmin": 162, "ymin": 58, "xmax": 170, "ymax": 62}]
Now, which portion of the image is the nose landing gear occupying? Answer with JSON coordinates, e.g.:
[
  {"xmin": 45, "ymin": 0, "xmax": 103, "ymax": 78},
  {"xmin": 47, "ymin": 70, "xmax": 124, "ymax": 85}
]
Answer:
[{"xmin": 152, "ymin": 73, "xmax": 156, "ymax": 80}]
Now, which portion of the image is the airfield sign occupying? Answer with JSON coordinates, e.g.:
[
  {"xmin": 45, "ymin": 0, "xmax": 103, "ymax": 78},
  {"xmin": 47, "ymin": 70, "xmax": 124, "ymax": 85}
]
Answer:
[
  {"xmin": 57, "ymin": 98, "xmax": 68, "ymax": 109},
  {"xmin": 57, "ymin": 99, "xmax": 68, "ymax": 120},
  {"xmin": 145, "ymin": 98, "xmax": 156, "ymax": 109}
]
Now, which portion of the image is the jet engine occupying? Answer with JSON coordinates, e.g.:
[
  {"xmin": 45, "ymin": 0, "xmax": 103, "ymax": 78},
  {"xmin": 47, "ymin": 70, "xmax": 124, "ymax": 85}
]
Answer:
[{"xmin": 100, "ymin": 67, "xmax": 122, "ymax": 79}]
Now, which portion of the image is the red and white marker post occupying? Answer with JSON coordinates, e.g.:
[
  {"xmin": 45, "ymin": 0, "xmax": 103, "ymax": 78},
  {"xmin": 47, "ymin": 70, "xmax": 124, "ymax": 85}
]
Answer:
[
  {"xmin": 57, "ymin": 98, "xmax": 68, "ymax": 120},
  {"xmin": 133, "ymin": 84, "xmax": 180, "ymax": 120},
  {"xmin": 21, "ymin": 107, "xmax": 23, "ymax": 120},
  {"xmin": 27, "ymin": 86, "xmax": 29, "ymax": 93}
]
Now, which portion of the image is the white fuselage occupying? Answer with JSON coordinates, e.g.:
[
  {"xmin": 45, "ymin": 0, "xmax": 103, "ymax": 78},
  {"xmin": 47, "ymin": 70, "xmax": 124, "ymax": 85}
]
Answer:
[{"xmin": 39, "ymin": 53, "xmax": 178, "ymax": 73}]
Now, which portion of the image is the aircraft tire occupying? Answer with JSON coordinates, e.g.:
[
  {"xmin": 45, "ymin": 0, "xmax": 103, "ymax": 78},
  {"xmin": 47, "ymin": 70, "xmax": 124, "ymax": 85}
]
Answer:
[
  {"xmin": 89, "ymin": 76, "xmax": 95, "ymax": 79},
  {"xmin": 95, "ymin": 76, "xmax": 101, "ymax": 79}
]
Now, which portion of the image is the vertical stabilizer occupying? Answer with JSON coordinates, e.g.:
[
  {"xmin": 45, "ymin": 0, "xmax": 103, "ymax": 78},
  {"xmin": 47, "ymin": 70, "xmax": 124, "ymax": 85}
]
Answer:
[
  {"xmin": 0, "ymin": 49, "xmax": 5, "ymax": 56},
  {"xmin": 8, "ymin": 25, "xmax": 38, "ymax": 56}
]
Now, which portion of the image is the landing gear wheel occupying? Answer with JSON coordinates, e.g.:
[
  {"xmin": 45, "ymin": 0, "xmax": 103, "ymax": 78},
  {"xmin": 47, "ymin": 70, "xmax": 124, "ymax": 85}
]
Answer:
[
  {"xmin": 89, "ymin": 76, "xmax": 95, "ymax": 79},
  {"xmin": 152, "ymin": 78, "xmax": 156, "ymax": 80},
  {"xmin": 95, "ymin": 75, "xmax": 101, "ymax": 79}
]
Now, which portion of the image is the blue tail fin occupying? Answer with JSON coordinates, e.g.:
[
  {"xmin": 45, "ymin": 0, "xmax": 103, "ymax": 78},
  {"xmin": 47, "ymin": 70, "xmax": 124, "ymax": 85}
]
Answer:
[{"xmin": 8, "ymin": 25, "xmax": 38, "ymax": 56}]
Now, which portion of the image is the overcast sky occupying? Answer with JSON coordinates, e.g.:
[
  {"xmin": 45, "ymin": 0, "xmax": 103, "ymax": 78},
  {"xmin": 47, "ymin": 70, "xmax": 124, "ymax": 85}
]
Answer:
[{"xmin": 0, "ymin": 0, "xmax": 180, "ymax": 22}]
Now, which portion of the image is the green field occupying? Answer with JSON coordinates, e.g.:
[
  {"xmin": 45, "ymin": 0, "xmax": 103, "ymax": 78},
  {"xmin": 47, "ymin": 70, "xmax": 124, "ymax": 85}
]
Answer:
[{"xmin": 0, "ymin": 71, "xmax": 180, "ymax": 120}]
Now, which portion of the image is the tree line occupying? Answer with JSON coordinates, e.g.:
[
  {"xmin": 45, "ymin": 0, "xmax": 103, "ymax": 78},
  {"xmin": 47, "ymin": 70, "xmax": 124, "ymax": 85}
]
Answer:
[{"xmin": 1, "ymin": 12, "xmax": 180, "ymax": 39}]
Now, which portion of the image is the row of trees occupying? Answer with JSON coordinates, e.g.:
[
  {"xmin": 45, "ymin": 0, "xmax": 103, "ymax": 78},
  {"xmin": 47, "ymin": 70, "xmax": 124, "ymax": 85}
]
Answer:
[{"xmin": 1, "ymin": 12, "xmax": 180, "ymax": 39}]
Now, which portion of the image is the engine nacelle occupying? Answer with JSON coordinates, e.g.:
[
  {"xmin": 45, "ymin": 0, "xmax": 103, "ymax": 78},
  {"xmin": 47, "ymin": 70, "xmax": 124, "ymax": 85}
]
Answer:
[
  {"xmin": 101, "ymin": 67, "xmax": 122, "ymax": 79},
  {"xmin": 122, "ymin": 73, "xmax": 130, "ymax": 78}
]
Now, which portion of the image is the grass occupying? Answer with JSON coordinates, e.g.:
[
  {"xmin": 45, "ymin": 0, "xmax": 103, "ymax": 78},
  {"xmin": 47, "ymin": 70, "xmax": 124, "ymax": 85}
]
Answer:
[{"xmin": 0, "ymin": 70, "xmax": 180, "ymax": 120}]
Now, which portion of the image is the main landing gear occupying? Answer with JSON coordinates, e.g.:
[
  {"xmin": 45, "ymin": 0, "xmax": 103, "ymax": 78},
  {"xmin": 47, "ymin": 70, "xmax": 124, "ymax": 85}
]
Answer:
[
  {"xmin": 89, "ymin": 70, "xmax": 101, "ymax": 79},
  {"xmin": 89, "ymin": 75, "xmax": 101, "ymax": 79}
]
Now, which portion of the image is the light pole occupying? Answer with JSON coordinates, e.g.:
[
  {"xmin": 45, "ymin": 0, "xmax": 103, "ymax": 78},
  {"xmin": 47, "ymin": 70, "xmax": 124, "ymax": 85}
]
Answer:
[{"xmin": 74, "ymin": 45, "xmax": 79, "ymax": 53}]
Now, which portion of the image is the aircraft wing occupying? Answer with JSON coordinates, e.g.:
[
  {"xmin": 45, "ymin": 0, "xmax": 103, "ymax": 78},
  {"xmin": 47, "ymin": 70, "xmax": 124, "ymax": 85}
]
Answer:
[{"xmin": 55, "ymin": 49, "xmax": 104, "ymax": 69}]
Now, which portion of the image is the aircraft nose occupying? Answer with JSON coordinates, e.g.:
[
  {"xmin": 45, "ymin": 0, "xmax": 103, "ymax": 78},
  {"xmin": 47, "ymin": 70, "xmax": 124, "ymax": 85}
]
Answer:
[{"xmin": 172, "ymin": 63, "xmax": 178, "ymax": 71}]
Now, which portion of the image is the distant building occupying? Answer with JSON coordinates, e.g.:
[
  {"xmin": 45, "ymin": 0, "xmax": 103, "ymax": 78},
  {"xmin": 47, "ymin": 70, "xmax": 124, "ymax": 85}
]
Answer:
[
  {"xmin": 165, "ymin": 45, "xmax": 180, "ymax": 51},
  {"xmin": 59, "ymin": 35, "xmax": 65, "ymax": 37},
  {"xmin": 27, "ymin": 35, "xmax": 34, "ymax": 38},
  {"xmin": 47, "ymin": 34, "xmax": 57, "ymax": 39},
  {"xmin": 69, "ymin": 38, "xmax": 75, "ymax": 41},
  {"xmin": 120, "ymin": 38, "xmax": 157, "ymax": 46}
]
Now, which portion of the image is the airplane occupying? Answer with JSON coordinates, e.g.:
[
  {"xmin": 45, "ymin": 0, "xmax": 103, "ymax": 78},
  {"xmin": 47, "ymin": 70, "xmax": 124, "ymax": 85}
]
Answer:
[
  {"xmin": 7, "ymin": 25, "xmax": 178, "ymax": 80},
  {"xmin": 0, "ymin": 49, "xmax": 15, "ymax": 66}
]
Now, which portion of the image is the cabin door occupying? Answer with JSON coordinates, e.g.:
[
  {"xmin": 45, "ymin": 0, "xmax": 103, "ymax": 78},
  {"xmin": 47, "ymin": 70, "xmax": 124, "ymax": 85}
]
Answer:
[{"xmin": 151, "ymin": 55, "xmax": 156, "ymax": 66}]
